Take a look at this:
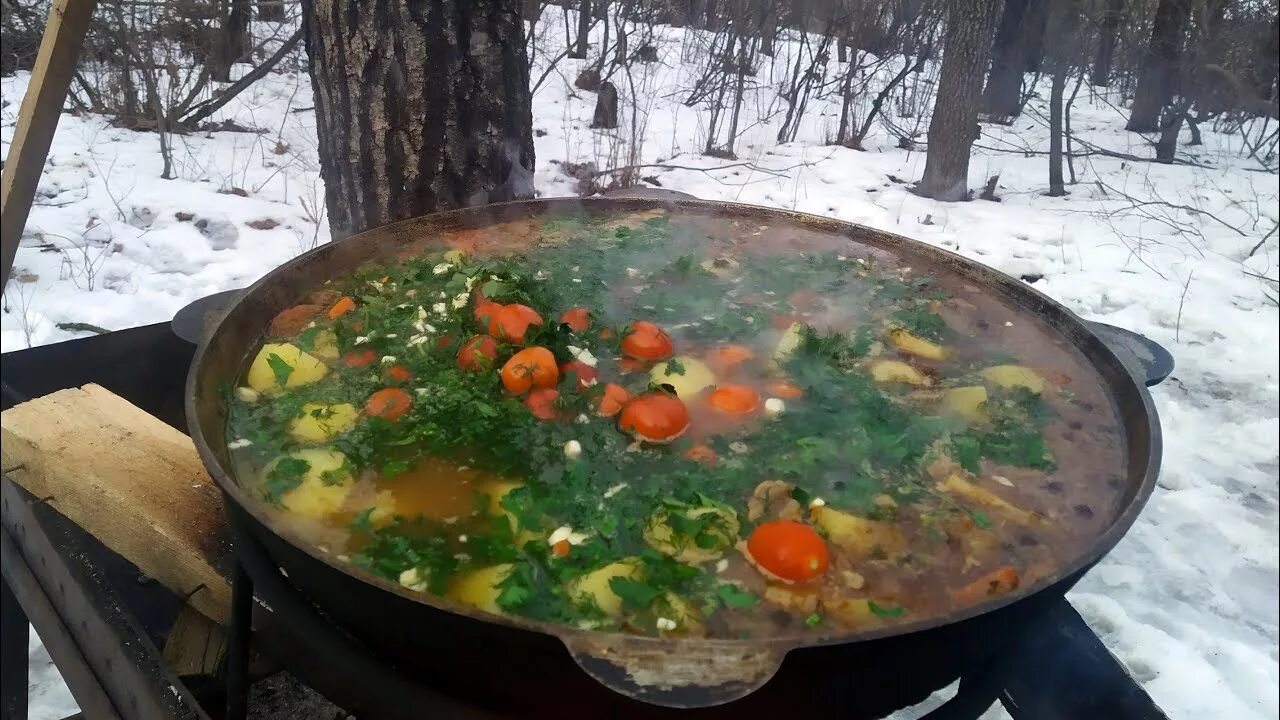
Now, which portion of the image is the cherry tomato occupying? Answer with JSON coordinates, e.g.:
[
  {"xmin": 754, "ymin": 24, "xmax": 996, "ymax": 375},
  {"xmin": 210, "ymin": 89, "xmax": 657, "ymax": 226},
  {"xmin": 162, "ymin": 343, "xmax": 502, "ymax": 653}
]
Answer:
[
  {"xmin": 707, "ymin": 385, "xmax": 761, "ymax": 415},
  {"xmin": 524, "ymin": 388, "xmax": 561, "ymax": 421},
  {"xmin": 344, "ymin": 348, "xmax": 377, "ymax": 368},
  {"xmin": 618, "ymin": 393, "xmax": 690, "ymax": 443},
  {"xmin": 559, "ymin": 307, "xmax": 591, "ymax": 333},
  {"xmin": 560, "ymin": 360, "xmax": 599, "ymax": 390},
  {"xmin": 489, "ymin": 304, "xmax": 544, "ymax": 344},
  {"xmin": 366, "ymin": 388, "xmax": 413, "ymax": 422},
  {"xmin": 456, "ymin": 335, "xmax": 498, "ymax": 372},
  {"xmin": 620, "ymin": 321, "xmax": 674, "ymax": 361},
  {"xmin": 501, "ymin": 347, "xmax": 559, "ymax": 394},
  {"xmin": 746, "ymin": 521, "xmax": 829, "ymax": 583},
  {"xmin": 595, "ymin": 383, "xmax": 632, "ymax": 417}
]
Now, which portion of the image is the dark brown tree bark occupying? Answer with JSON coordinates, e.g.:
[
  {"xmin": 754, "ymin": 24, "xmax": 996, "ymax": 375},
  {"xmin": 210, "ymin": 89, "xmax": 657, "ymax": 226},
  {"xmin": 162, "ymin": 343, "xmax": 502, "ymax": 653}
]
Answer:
[
  {"xmin": 984, "ymin": 0, "xmax": 1045, "ymax": 120},
  {"xmin": 257, "ymin": 0, "xmax": 285, "ymax": 21},
  {"xmin": 591, "ymin": 82, "xmax": 619, "ymax": 128},
  {"xmin": 569, "ymin": 0, "xmax": 591, "ymax": 58},
  {"xmin": 1045, "ymin": 0, "xmax": 1080, "ymax": 196},
  {"xmin": 211, "ymin": 0, "xmax": 252, "ymax": 82},
  {"xmin": 916, "ymin": 0, "xmax": 1001, "ymax": 202},
  {"xmin": 301, "ymin": 0, "xmax": 535, "ymax": 238},
  {"xmin": 1127, "ymin": 0, "xmax": 1190, "ymax": 132},
  {"xmin": 1091, "ymin": 0, "xmax": 1123, "ymax": 86}
]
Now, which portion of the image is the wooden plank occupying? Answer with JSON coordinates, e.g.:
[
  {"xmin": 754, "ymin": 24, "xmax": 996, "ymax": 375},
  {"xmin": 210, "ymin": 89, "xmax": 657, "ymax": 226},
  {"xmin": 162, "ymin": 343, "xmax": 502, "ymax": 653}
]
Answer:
[
  {"xmin": 0, "ymin": 0, "xmax": 97, "ymax": 293},
  {"xmin": 162, "ymin": 604, "xmax": 227, "ymax": 676},
  {"xmin": 1, "ymin": 384, "xmax": 231, "ymax": 623}
]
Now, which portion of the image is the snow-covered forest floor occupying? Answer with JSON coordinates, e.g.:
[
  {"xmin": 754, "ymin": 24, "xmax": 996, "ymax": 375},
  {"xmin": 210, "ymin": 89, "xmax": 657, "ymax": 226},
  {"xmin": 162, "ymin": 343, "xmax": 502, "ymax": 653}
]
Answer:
[{"xmin": 3, "ymin": 9, "xmax": 1277, "ymax": 720}]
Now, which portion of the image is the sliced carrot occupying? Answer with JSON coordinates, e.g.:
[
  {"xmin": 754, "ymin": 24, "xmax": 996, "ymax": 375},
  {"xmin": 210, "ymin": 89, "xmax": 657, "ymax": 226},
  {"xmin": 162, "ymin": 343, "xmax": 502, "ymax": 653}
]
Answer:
[
  {"xmin": 766, "ymin": 379, "xmax": 804, "ymax": 399},
  {"xmin": 366, "ymin": 388, "xmax": 413, "ymax": 422},
  {"xmin": 950, "ymin": 566, "xmax": 1020, "ymax": 606},
  {"xmin": 327, "ymin": 296, "xmax": 357, "ymax": 319},
  {"xmin": 344, "ymin": 349, "xmax": 377, "ymax": 368},
  {"xmin": 683, "ymin": 444, "xmax": 719, "ymax": 466},
  {"xmin": 707, "ymin": 385, "xmax": 761, "ymax": 415},
  {"xmin": 551, "ymin": 539, "xmax": 571, "ymax": 557}
]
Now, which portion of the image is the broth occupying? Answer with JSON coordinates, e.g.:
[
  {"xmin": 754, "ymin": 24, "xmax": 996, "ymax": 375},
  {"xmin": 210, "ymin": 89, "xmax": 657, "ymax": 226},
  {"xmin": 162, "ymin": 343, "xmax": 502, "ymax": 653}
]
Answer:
[{"xmin": 225, "ymin": 208, "xmax": 1126, "ymax": 638}]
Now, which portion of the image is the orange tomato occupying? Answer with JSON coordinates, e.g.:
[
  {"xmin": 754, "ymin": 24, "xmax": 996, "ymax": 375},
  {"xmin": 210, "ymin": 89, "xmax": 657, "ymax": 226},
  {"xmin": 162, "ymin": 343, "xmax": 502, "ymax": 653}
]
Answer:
[
  {"xmin": 746, "ymin": 521, "xmax": 829, "ymax": 583},
  {"xmin": 595, "ymin": 383, "xmax": 632, "ymax": 417},
  {"xmin": 327, "ymin": 296, "xmax": 357, "ymax": 319},
  {"xmin": 489, "ymin": 304, "xmax": 544, "ymax": 344},
  {"xmin": 707, "ymin": 385, "xmax": 761, "ymax": 415},
  {"xmin": 618, "ymin": 393, "xmax": 690, "ymax": 443},
  {"xmin": 772, "ymin": 313, "xmax": 803, "ymax": 330},
  {"xmin": 475, "ymin": 300, "xmax": 503, "ymax": 327},
  {"xmin": 344, "ymin": 349, "xmax": 377, "ymax": 368},
  {"xmin": 766, "ymin": 379, "xmax": 804, "ymax": 399},
  {"xmin": 706, "ymin": 344, "xmax": 755, "ymax": 374},
  {"xmin": 385, "ymin": 365, "xmax": 413, "ymax": 383},
  {"xmin": 524, "ymin": 388, "xmax": 561, "ymax": 421},
  {"xmin": 683, "ymin": 444, "xmax": 719, "ymax": 466},
  {"xmin": 620, "ymin": 321, "xmax": 674, "ymax": 361},
  {"xmin": 560, "ymin": 360, "xmax": 599, "ymax": 390},
  {"xmin": 436, "ymin": 335, "xmax": 456, "ymax": 350},
  {"xmin": 617, "ymin": 357, "xmax": 648, "ymax": 374},
  {"xmin": 551, "ymin": 539, "xmax": 571, "ymax": 557},
  {"xmin": 366, "ymin": 388, "xmax": 413, "ymax": 422},
  {"xmin": 500, "ymin": 347, "xmax": 559, "ymax": 394},
  {"xmin": 559, "ymin": 307, "xmax": 591, "ymax": 333},
  {"xmin": 456, "ymin": 335, "xmax": 498, "ymax": 372}
]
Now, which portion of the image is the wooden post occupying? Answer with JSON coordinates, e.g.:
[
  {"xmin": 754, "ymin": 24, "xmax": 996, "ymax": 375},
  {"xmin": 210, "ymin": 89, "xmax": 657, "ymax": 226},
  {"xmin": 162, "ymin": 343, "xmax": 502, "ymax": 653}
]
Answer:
[{"xmin": 0, "ymin": 0, "xmax": 97, "ymax": 295}]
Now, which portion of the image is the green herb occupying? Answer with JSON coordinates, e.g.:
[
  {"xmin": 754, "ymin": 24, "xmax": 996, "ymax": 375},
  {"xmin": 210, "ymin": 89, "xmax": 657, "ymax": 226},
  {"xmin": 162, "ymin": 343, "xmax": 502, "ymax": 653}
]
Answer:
[
  {"xmin": 296, "ymin": 326, "xmax": 322, "ymax": 351},
  {"xmin": 665, "ymin": 358, "xmax": 686, "ymax": 376},
  {"xmin": 716, "ymin": 584, "xmax": 759, "ymax": 609},
  {"xmin": 261, "ymin": 457, "xmax": 309, "ymax": 506},
  {"xmin": 609, "ymin": 577, "xmax": 663, "ymax": 608},
  {"xmin": 266, "ymin": 353, "xmax": 294, "ymax": 386},
  {"xmin": 804, "ymin": 612, "xmax": 822, "ymax": 627},
  {"xmin": 351, "ymin": 507, "xmax": 376, "ymax": 533},
  {"xmin": 968, "ymin": 509, "xmax": 993, "ymax": 529},
  {"xmin": 868, "ymin": 600, "xmax": 906, "ymax": 618}
]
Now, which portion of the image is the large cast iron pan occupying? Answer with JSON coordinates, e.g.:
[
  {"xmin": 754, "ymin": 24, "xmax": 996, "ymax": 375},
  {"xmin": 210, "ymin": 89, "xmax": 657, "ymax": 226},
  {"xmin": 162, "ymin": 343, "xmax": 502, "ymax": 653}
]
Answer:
[{"xmin": 186, "ymin": 197, "xmax": 1161, "ymax": 713}]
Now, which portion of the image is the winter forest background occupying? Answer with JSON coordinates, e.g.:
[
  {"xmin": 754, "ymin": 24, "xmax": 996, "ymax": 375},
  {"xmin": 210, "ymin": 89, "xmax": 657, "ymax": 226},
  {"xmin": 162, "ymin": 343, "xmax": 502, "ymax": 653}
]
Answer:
[{"xmin": 1, "ymin": 0, "xmax": 1278, "ymax": 717}]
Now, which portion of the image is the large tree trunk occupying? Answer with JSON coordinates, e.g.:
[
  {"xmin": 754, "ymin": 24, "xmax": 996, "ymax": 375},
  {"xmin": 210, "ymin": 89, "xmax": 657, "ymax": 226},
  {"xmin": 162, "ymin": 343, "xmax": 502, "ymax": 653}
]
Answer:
[
  {"xmin": 984, "ymin": 0, "xmax": 1044, "ymax": 121},
  {"xmin": 211, "ymin": 0, "xmax": 252, "ymax": 82},
  {"xmin": 569, "ymin": 0, "xmax": 591, "ymax": 58},
  {"xmin": 1047, "ymin": 67, "xmax": 1066, "ymax": 196},
  {"xmin": 916, "ymin": 0, "xmax": 1001, "ymax": 202},
  {"xmin": 1127, "ymin": 0, "xmax": 1190, "ymax": 132},
  {"xmin": 1091, "ymin": 0, "xmax": 1123, "ymax": 86},
  {"xmin": 301, "ymin": 0, "xmax": 535, "ymax": 238}
]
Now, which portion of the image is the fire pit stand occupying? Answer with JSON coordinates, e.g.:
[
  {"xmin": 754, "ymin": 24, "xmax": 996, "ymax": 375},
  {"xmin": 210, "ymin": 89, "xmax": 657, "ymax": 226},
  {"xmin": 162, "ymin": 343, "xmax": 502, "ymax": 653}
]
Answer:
[{"xmin": 2, "ymin": 321, "xmax": 1171, "ymax": 720}]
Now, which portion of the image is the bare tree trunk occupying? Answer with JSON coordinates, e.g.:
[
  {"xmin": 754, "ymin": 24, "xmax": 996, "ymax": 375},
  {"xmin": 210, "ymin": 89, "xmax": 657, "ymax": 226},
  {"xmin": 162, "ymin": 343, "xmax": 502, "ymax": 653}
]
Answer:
[
  {"xmin": 759, "ymin": 6, "xmax": 776, "ymax": 56},
  {"xmin": 300, "ymin": 0, "xmax": 535, "ymax": 238},
  {"xmin": 1048, "ymin": 67, "xmax": 1065, "ymax": 196},
  {"xmin": 257, "ymin": 0, "xmax": 285, "ymax": 21},
  {"xmin": 211, "ymin": 0, "xmax": 252, "ymax": 82},
  {"xmin": 1091, "ymin": 0, "xmax": 1123, "ymax": 86},
  {"xmin": 984, "ymin": 0, "xmax": 1044, "ymax": 120},
  {"xmin": 570, "ymin": 0, "xmax": 591, "ymax": 58},
  {"xmin": 1127, "ymin": 0, "xmax": 1190, "ymax": 132},
  {"xmin": 1155, "ymin": 103, "xmax": 1186, "ymax": 161},
  {"xmin": 916, "ymin": 0, "xmax": 1001, "ymax": 202}
]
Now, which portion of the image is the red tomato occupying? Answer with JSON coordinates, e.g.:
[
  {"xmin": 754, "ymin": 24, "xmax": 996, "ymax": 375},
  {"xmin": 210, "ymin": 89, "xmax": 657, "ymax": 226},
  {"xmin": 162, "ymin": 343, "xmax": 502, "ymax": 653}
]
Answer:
[
  {"xmin": 385, "ymin": 365, "xmax": 413, "ymax": 383},
  {"xmin": 344, "ymin": 348, "xmax": 377, "ymax": 368},
  {"xmin": 560, "ymin": 360, "xmax": 599, "ymax": 390},
  {"xmin": 746, "ymin": 521, "xmax": 829, "ymax": 583},
  {"xmin": 489, "ymin": 304, "xmax": 544, "ymax": 344},
  {"xmin": 366, "ymin": 388, "xmax": 413, "ymax": 422},
  {"xmin": 619, "ymin": 321, "xmax": 674, "ymax": 361},
  {"xmin": 559, "ymin": 307, "xmax": 591, "ymax": 333},
  {"xmin": 456, "ymin": 335, "xmax": 498, "ymax": 372},
  {"xmin": 524, "ymin": 388, "xmax": 562, "ymax": 421}
]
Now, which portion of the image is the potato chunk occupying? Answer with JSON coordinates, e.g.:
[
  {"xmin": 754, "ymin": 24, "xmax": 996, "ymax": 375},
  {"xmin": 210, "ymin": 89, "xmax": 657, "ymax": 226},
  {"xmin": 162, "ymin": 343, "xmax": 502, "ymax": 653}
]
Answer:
[
  {"xmin": 643, "ymin": 503, "xmax": 740, "ymax": 563},
  {"xmin": 649, "ymin": 356, "xmax": 716, "ymax": 398},
  {"xmin": 941, "ymin": 386, "xmax": 988, "ymax": 423},
  {"xmin": 981, "ymin": 365, "xmax": 1046, "ymax": 394},
  {"xmin": 812, "ymin": 505, "xmax": 907, "ymax": 559},
  {"xmin": 567, "ymin": 559, "xmax": 643, "ymax": 617},
  {"xmin": 937, "ymin": 473, "xmax": 1041, "ymax": 525},
  {"xmin": 773, "ymin": 322, "xmax": 805, "ymax": 366},
  {"xmin": 264, "ymin": 448, "xmax": 353, "ymax": 519},
  {"xmin": 869, "ymin": 360, "xmax": 929, "ymax": 386},
  {"xmin": 288, "ymin": 403, "xmax": 359, "ymax": 443},
  {"xmin": 887, "ymin": 328, "xmax": 949, "ymax": 361},
  {"xmin": 309, "ymin": 329, "xmax": 340, "ymax": 361},
  {"xmin": 246, "ymin": 343, "xmax": 328, "ymax": 393},
  {"xmin": 447, "ymin": 564, "xmax": 515, "ymax": 614}
]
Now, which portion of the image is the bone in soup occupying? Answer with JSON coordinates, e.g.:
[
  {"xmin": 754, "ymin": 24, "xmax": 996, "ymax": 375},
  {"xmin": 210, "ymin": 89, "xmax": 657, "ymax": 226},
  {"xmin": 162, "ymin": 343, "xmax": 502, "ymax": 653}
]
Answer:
[{"xmin": 225, "ymin": 208, "xmax": 1126, "ymax": 638}]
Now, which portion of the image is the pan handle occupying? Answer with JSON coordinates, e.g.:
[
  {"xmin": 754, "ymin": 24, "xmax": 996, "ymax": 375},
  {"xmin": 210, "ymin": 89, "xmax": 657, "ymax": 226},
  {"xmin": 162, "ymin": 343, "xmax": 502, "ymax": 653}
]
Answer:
[
  {"xmin": 1085, "ymin": 322, "xmax": 1174, "ymax": 387},
  {"xmin": 561, "ymin": 634, "xmax": 787, "ymax": 708}
]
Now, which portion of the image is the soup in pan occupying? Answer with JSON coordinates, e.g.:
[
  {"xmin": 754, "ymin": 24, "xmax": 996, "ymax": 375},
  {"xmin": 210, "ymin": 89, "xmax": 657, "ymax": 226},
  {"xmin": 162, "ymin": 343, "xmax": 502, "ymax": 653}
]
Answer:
[{"xmin": 225, "ymin": 209, "xmax": 1126, "ymax": 638}]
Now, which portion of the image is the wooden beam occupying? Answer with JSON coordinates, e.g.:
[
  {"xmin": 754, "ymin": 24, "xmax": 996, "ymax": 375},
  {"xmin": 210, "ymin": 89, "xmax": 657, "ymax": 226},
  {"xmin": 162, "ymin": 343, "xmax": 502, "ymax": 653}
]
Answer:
[{"xmin": 0, "ymin": 0, "xmax": 97, "ymax": 294}]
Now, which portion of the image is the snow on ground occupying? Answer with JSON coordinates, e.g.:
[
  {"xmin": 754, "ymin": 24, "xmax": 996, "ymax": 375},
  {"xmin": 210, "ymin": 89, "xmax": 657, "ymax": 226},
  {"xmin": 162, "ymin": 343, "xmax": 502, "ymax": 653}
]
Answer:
[{"xmin": 3, "ymin": 11, "xmax": 1277, "ymax": 720}]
